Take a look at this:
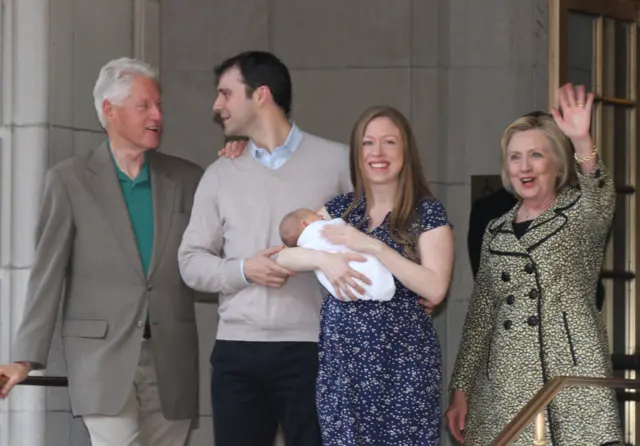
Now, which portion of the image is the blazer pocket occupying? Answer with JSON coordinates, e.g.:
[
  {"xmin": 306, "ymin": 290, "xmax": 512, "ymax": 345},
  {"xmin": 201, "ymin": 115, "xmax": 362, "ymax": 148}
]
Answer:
[{"xmin": 62, "ymin": 319, "xmax": 108, "ymax": 339}]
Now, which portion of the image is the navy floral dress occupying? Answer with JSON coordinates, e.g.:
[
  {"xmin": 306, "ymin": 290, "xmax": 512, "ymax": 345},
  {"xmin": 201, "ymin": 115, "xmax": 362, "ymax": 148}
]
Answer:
[{"xmin": 317, "ymin": 192, "xmax": 450, "ymax": 446}]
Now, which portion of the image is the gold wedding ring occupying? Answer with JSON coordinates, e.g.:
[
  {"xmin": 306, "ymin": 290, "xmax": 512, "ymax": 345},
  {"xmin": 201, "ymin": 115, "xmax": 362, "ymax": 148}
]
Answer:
[{"xmin": 577, "ymin": 103, "xmax": 585, "ymax": 107}]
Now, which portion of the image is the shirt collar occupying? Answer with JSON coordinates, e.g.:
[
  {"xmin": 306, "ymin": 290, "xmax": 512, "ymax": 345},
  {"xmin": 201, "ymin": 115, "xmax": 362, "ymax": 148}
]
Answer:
[
  {"xmin": 248, "ymin": 122, "xmax": 303, "ymax": 157},
  {"xmin": 107, "ymin": 140, "xmax": 150, "ymax": 185}
]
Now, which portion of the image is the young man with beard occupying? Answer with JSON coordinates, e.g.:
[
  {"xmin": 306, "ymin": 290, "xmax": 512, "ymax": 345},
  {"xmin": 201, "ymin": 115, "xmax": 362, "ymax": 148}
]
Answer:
[{"xmin": 178, "ymin": 51, "xmax": 355, "ymax": 446}]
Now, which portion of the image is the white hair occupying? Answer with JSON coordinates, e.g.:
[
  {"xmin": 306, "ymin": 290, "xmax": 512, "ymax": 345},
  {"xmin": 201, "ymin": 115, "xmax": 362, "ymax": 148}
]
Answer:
[{"xmin": 93, "ymin": 57, "xmax": 159, "ymax": 128}]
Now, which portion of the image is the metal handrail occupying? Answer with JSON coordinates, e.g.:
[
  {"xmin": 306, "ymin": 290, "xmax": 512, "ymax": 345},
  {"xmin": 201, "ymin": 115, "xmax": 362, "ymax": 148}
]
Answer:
[
  {"xmin": 20, "ymin": 376, "xmax": 68, "ymax": 387},
  {"xmin": 492, "ymin": 376, "xmax": 640, "ymax": 445},
  {"xmin": 0, "ymin": 375, "xmax": 68, "ymax": 387}
]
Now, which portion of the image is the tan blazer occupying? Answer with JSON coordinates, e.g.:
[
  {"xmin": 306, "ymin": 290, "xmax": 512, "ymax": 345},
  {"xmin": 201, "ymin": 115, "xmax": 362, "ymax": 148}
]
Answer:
[{"xmin": 11, "ymin": 143, "xmax": 204, "ymax": 420}]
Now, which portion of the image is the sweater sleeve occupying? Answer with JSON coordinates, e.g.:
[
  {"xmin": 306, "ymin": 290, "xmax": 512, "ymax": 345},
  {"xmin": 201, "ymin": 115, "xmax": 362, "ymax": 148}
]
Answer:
[{"xmin": 178, "ymin": 164, "xmax": 249, "ymax": 295}]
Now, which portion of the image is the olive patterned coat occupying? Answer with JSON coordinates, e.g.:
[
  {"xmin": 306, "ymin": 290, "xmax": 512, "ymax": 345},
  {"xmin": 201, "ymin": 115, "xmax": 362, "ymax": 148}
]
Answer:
[{"xmin": 450, "ymin": 159, "xmax": 622, "ymax": 446}]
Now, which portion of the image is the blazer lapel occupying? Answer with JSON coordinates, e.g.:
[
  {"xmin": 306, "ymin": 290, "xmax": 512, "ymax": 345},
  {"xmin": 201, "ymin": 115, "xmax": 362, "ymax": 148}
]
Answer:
[
  {"xmin": 147, "ymin": 152, "xmax": 177, "ymax": 280},
  {"xmin": 488, "ymin": 188, "xmax": 580, "ymax": 256},
  {"xmin": 86, "ymin": 143, "xmax": 145, "ymax": 280},
  {"xmin": 487, "ymin": 208, "xmax": 530, "ymax": 258},
  {"xmin": 518, "ymin": 188, "xmax": 579, "ymax": 253}
]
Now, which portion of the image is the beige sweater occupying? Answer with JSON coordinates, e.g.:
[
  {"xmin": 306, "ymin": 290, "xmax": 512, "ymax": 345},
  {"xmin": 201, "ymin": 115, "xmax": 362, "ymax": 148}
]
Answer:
[{"xmin": 178, "ymin": 132, "xmax": 351, "ymax": 342}]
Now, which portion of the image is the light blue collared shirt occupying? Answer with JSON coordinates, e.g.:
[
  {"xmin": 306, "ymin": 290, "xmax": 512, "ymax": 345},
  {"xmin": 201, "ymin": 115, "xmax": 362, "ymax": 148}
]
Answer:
[
  {"xmin": 240, "ymin": 123, "xmax": 303, "ymax": 283},
  {"xmin": 248, "ymin": 123, "xmax": 303, "ymax": 169}
]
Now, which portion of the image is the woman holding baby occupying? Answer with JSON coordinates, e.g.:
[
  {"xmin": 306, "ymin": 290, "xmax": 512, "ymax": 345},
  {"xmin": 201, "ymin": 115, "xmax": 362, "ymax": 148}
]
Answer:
[{"xmin": 274, "ymin": 106, "xmax": 454, "ymax": 445}]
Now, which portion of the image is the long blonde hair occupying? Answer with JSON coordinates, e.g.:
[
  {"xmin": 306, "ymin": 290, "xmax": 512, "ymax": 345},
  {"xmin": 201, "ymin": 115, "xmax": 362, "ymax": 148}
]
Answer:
[{"xmin": 343, "ymin": 106, "xmax": 432, "ymax": 261}]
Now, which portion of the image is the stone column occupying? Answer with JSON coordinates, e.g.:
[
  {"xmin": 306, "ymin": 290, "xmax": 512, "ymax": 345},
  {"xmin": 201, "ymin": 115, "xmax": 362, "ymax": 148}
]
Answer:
[{"xmin": 0, "ymin": 0, "xmax": 50, "ymax": 444}]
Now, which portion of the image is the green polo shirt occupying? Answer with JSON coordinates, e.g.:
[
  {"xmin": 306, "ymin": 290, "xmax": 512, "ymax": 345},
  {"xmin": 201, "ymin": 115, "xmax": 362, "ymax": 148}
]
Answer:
[{"xmin": 107, "ymin": 142, "xmax": 154, "ymax": 276}]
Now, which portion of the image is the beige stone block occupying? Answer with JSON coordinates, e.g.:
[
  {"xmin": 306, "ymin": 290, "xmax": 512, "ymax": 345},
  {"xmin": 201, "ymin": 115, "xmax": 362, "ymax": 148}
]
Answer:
[
  {"xmin": 195, "ymin": 302, "xmax": 216, "ymax": 416},
  {"xmin": 49, "ymin": 127, "xmax": 74, "ymax": 167},
  {"xmin": 290, "ymin": 68, "xmax": 411, "ymax": 144},
  {"xmin": 443, "ymin": 298, "xmax": 470, "ymax": 384},
  {"xmin": 448, "ymin": 0, "xmax": 511, "ymax": 68},
  {"xmin": 70, "ymin": 416, "xmax": 91, "ymax": 445},
  {"xmin": 73, "ymin": 130, "xmax": 106, "ymax": 156},
  {"xmin": 160, "ymin": 70, "xmax": 223, "ymax": 169},
  {"xmin": 161, "ymin": 0, "xmax": 269, "ymax": 72},
  {"xmin": 73, "ymin": 0, "xmax": 133, "ymax": 132},
  {"xmin": 142, "ymin": 0, "xmax": 161, "ymax": 69},
  {"xmin": 443, "ymin": 184, "xmax": 475, "ymax": 300},
  {"xmin": 411, "ymin": 0, "xmax": 440, "ymax": 67},
  {"xmin": 45, "ymin": 411, "xmax": 71, "ymax": 445},
  {"xmin": 411, "ymin": 68, "xmax": 442, "ymax": 183},
  {"xmin": 273, "ymin": 0, "xmax": 411, "ymax": 68},
  {"xmin": 445, "ymin": 67, "xmax": 534, "ymax": 183},
  {"xmin": 50, "ymin": 0, "xmax": 74, "ymax": 127}
]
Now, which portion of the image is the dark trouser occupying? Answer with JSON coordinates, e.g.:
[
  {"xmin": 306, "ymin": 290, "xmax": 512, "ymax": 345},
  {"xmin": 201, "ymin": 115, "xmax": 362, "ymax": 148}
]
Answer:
[{"xmin": 211, "ymin": 340, "xmax": 321, "ymax": 446}]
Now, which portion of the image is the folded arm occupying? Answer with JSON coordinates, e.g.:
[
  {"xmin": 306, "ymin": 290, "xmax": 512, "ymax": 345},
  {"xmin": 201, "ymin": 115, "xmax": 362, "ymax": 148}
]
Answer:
[
  {"xmin": 370, "ymin": 225, "xmax": 454, "ymax": 306},
  {"xmin": 178, "ymin": 167, "xmax": 249, "ymax": 295},
  {"xmin": 276, "ymin": 247, "xmax": 369, "ymax": 300}
]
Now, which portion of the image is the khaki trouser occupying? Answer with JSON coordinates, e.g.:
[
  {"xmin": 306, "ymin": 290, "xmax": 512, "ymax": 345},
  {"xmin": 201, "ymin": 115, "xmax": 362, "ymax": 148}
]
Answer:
[{"xmin": 83, "ymin": 339, "xmax": 192, "ymax": 446}]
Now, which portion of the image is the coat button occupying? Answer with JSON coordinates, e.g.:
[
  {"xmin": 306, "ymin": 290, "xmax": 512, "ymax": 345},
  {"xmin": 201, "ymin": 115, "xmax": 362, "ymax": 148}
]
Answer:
[
  {"xmin": 598, "ymin": 179, "xmax": 605, "ymax": 188},
  {"xmin": 527, "ymin": 315, "xmax": 538, "ymax": 326},
  {"xmin": 506, "ymin": 295, "xmax": 515, "ymax": 305},
  {"xmin": 501, "ymin": 271, "xmax": 510, "ymax": 282},
  {"xmin": 136, "ymin": 320, "xmax": 144, "ymax": 328},
  {"xmin": 529, "ymin": 289, "xmax": 539, "ymax": 299},
  {"xmin": 146, "ymin": 284, "xmax": 153, "ymax": 291},
  {"xmin": 524, "ymin": 263, "xmax": 534, "ymax": 274},
  {"xmin": 503, "ymin": 320, "xmax": 512, "ymax": 330},
  {"xmin": 594, "ymin": 168, "xmax": 601, "ymax": 178}
]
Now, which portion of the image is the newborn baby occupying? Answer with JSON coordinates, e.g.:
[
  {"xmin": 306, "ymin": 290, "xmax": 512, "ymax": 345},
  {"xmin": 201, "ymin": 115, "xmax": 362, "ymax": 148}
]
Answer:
[{"xmin": 279, "ymin": 208, "xmax": 396, "ymax": 301}]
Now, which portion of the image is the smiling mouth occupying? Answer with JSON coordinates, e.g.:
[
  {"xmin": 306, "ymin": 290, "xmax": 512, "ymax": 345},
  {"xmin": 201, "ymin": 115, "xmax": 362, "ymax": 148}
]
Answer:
[
  {"xmin": 521, "ymin": 177, "xmax": 535, "ymax": 185},
  {"xmin": 145, "ymin": 126, "xmax": 160, "ymax": 133},
  {"xmin": 369, "ymin": 162, "xmax": 389, "ymax": 169},
  {"xmin": 213, "ymin": 113, "xmax": 229, "ymax": 127}
]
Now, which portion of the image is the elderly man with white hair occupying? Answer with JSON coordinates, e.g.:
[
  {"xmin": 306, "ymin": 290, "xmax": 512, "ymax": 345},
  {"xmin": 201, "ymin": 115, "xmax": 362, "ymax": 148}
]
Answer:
[{"xmin": 0, "ymin": 57, "xmax": 203, "ymax": 446}]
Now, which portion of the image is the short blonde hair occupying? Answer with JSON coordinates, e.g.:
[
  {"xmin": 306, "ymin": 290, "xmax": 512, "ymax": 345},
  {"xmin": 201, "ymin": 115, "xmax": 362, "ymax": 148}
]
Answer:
[{"xmin": 500, "ymin": 113, "xmax": 577, "ymax": 197}]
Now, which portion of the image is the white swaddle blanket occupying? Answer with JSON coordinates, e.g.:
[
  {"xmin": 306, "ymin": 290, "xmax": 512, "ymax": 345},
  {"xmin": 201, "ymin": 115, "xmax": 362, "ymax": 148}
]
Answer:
[{"xmin": 297, "ymin": 218, "xmax": 396, "ymax": 301}]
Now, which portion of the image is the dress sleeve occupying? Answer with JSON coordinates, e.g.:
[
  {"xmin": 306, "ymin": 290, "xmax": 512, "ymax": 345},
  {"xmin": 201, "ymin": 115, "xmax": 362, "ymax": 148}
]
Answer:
[
  {"xmin": 417, "ymin": 198, "xmax": 452, "ymax": 233},
  {"xmin": 325, "ymin": 192, "xmax": 354, "ymax": 219}
]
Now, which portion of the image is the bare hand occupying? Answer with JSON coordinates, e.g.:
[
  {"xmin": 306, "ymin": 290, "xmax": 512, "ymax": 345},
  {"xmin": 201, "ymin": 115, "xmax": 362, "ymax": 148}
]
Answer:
[
  {"xmin": 319, "ymin": 252, "xmax": 371, "ymax": 301},
  {"xmin": 446, "ymin": 391, "xmax": 468, "ymax": 444},
  {"xmin": 218, "ymin": 140, "xmax": 247, "ymax": 159},
  {"xmin": 551, "ymin": 83, "xmax": 593, "ymax": 141},
  {"xmin": 418, "ymin": 297, "xmax": 435, "ymax": 315},
  {"xmin": 244, "ymin": 245, "xmax": 295, "ymax": 288},
  {"xmin": 321, "ymin": 224, "xmax": 380, "ymax": 254},
  {"xmin": 0, "ymin": 362, "xmax": 31, "ymax": 398}
]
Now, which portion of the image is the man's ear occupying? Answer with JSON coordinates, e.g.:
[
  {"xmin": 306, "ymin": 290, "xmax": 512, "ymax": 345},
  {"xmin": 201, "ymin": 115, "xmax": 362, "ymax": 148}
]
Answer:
[
  {"xmin": 102, "ymin": 100, "xmax": 114, "ymax": 123},
  {"xmin": 254, "ymin": 85, "xmax": 271, "ymax": 106}
]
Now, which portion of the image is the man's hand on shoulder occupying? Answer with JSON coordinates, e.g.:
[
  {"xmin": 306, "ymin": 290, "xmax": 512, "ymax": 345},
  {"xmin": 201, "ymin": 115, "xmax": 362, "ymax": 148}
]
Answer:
[
  {"xmin": 244, "ymin": 245, "xmax": 295, "ymax": 288},
  {"xmin": 0, "ymin": 362, "xmax": 31, "ymax": 398}
]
